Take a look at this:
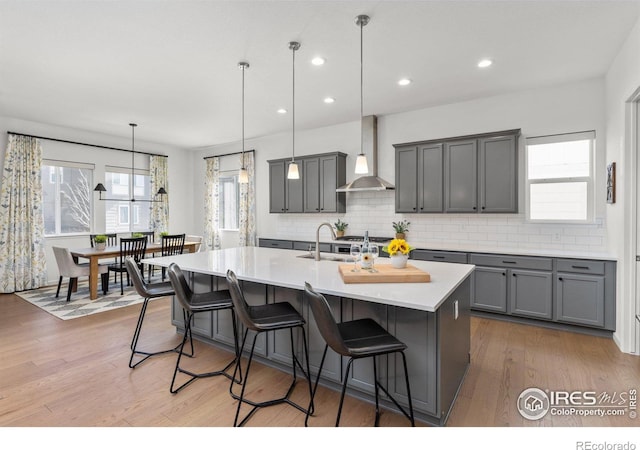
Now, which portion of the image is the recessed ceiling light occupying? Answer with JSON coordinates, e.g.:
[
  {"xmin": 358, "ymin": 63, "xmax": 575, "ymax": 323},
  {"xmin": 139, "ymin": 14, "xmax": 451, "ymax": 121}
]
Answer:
[
  {"xmin": 478, "ymin": 59, "xmax": 493, "ymax": 68},
  {"xmin": 398, "ymin": 78, "xmax": 412, "ymax": 86},
  {"xmin": 277, "ymin": 108, "xmax": 287, "ymax": 114},
  {"xmin": 311, "ymin": 57, "xmax": 325, "ymax": 66},
  {"xmin": 324, "ymin": 97, "xmax": 335, "ymax": 104}
]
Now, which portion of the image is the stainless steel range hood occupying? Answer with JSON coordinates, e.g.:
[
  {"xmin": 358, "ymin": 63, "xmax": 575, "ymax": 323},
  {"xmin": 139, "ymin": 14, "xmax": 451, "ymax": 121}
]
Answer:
[{"xmin": 336, "ymin": 115, "xmax": 395, "ymax": 192}]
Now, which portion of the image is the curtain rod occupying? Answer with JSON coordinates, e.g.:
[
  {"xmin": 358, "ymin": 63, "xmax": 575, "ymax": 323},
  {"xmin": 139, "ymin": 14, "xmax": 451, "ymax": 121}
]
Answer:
[
  {"xmin": 203, "ymin": 149, "xmax": 255, "ymax": 160},
  {"xmin": 7, "ymin": 131, "xmax": 168, "ymax": 158}
]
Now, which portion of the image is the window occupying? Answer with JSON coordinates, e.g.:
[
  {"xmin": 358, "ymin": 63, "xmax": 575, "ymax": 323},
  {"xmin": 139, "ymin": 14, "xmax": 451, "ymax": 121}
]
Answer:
[
  {"xmin": 42, "ymin": 161, "xmax": 93, "ymax": 235},
  {"xmin": 104, "ymin": 166, "xmax": 151, "ymax": 233},
  {"xmin": 219, "ymin": 173, "xmax": 239, "ymax": 230},
  {"xmin": 526, "ymin": 131, "xmax": 595, "ymax": 222}
]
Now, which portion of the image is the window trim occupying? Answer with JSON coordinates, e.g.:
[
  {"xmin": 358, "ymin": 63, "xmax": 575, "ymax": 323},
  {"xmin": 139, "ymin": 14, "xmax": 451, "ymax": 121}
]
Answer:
[{"xmin": 525, "ymin": 131, "xmax": 595, "ymax": 224}]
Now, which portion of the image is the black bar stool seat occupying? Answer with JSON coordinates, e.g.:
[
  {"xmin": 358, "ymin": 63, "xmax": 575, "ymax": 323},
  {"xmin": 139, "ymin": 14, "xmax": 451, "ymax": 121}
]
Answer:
[
  {"xmin": 304, "ymin": 282, "xmax": 415, "ymax": 427},
  {"xmin": 125, "ymin": 257, "xmax": 179, "ymax": 369},
  {"xmin": 226, "ymin": 269, "xmax": 314, "ymax": 427},
  {"xmin": 167, "ymin": 263, "xmax": 241, "ymax": 394}
]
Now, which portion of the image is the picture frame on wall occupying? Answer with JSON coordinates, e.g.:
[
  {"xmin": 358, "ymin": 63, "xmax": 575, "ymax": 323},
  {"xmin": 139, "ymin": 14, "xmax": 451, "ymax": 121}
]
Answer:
[{"xmin": 606, "ymin": 162, "xmax": 616, "ymax": 204}]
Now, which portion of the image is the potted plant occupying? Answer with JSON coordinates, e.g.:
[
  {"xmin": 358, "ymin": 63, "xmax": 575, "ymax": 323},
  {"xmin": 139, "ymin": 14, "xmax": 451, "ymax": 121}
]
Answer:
[
  {"xmin": 334, "ymin": 219, "xmax": 348, "ymax": 238},
  {"xmin": 382, "ymin": 238, "xmax": 415, "ymax": 269},
  {"xmin": 132, "ymin": 232, "xmax": 144, "ymax": 238},
  {"xmin": 392, "ymin": 220, "xmax": 410, "ymax": 239},
  {"xmin": 160, "ymin": 231, "xmax": 169, "ymax": 238},
  {"xmin": 94, "ymin": 234, "xmax": 107, "ymax": 251}
]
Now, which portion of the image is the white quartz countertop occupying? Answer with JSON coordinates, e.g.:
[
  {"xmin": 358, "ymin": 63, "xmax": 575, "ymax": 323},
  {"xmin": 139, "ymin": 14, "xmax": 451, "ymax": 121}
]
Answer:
[{"xmin": 143, "ymin": 247, "xmax": 475, "ymax": 313}]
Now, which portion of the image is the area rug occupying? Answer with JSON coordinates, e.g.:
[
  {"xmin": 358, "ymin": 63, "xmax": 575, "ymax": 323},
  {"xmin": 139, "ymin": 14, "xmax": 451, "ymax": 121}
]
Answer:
[{"xmin": 15, "ymin": 275, "xmax": 167, "ymax": 320}]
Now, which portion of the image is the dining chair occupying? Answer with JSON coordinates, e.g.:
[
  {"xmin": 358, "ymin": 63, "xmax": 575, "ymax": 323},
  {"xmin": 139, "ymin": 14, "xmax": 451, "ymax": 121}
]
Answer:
[
  {"xmin": 185, "ymin": 235, "xmax": 203, "ymax": 252},
  {"xmin": 108, "ymin": 237, "xmax": 147, "ymax": 295},
  {"xmin": 52, "ymin": 246, "xmax": 109, "ymax": 301},
  {"xmin": 89, "ymin": 233, "xmax": 117, "ymax": 248},
  {"xmin": 148, "ymin": 233, "xmax": 186, "ymax": 282}
]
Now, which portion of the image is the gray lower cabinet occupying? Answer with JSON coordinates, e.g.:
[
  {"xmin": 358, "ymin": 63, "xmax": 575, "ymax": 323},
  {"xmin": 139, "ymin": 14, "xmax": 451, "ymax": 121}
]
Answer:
[
  {"xmin": 470, "ymin": 253, "xmax": 553, "ymax": 319},
  {"xmin": 510, "ymin": 269, "xmax": 553, "ymax": 319},
  {"xmin": 555, "ymin": 258, "xmax": 615, "ymax": 329},
  {"xmin": 170, "ymin": 271, "xmax": 471, "ymax": 425},
  {"xmin": 472, "ymin": 266, "xmax": 507, "ymax": 313},
  {"xmin": 412, "ymin": 249, "xmax": 467, "ymax": 264},
  {"xmin": 293, "ymin": 240, "xmax": 332, "ymax": 253},
  {"xmin": 258, "ymin": 238, "xmax": 294, "ymax": 249}
]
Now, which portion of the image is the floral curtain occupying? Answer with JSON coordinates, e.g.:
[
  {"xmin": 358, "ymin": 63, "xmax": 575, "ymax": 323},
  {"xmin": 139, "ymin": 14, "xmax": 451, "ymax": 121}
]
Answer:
[
  {"xmin": 238, "ymin": 152, "xmax": 256, "ymax": 246},
  {"xmin": 0, "ymin": 134, "xmax": 47, "ymax": 293},
  {"xmin": 204, "ymin": 157, "xmax": 221, "ymax": 250},
  {"xmin": 150, "ymin": 155, "xmax": 169, "ymax": 234}
]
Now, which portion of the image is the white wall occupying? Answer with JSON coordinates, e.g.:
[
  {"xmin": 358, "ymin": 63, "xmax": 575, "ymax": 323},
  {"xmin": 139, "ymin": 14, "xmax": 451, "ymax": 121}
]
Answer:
[
  {"xmin": 195, "ymin": 78, "xmax": 608, "ymax": 254},
  {"xmin": 604, "ymin": 15, "xmax": 640, "ymax": 354},
  {"xmin": 0, "ymin": 116, "xmax": 193, "ymax": 284}
]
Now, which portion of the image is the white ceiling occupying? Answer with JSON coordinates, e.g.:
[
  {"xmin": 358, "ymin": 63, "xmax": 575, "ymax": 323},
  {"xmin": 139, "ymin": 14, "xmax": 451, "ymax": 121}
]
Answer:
[{"xmin": 1, "ymin": 0, "xmax": 639, "ymax": 149}]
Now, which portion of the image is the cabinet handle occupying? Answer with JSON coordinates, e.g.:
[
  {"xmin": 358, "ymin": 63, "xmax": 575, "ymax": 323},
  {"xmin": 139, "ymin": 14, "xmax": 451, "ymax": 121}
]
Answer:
[
  {"xmin": 571, "ymin": 265, "xmax": 590, "ymax": 270},
  {"xmin": 502, "ymin": 272, "xmax": 506, "ymax": 276},
  {"xmin": 473, "ymin": 206, "xmax": 477, "ymax": 210},
  {"xmin": 559, "ymin": 277, "xmax": 563, "ymax": 281},
  {"xmin": 281, "ymin": 208, "xmax": 285, "ymax": 212},
  {"xmin": 413, "ymin": 207, "xmax": 416, "ymax": 211},
  {"xmin": 481, "ymin": 206, "xmax": 486, "ymax": 210},
  {"xmin": 433, "ymin": 255, "xmax": 445, "ymax": 259},
  {"xmin": 502, "ymin": 260, "xmax": 517, "ymax": 264},
  {"xmin": 512, "ymin": 273, "xmax": 517, "ymax": 277}
]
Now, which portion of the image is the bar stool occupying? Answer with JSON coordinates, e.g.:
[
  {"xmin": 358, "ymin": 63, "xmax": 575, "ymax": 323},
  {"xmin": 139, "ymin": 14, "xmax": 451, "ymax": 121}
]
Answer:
[
  {"xmin": 166, "ymin": 263, "xmax": 241, "ymax": 394},
  {"xmin": 125, "ymin": 257, "xmax": 180, "ymax": 369},
  {"xmin": 226, "ymin": 269, "xmax": 314, "ymax": 427},
  {"xmin": 303, "ymin": 282, "xmax": 415, "ymax": 427}
]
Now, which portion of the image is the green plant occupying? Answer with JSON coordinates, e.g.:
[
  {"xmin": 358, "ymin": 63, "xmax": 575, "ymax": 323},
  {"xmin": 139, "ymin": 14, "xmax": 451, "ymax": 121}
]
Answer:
[
  {"xmin": 333, "ymin": 219, "xmax": 348, "ymax": 232},
  {"xmin": 160, "ymin": 231, "xmax": 169, "ymax": 237},
  {"xmin": 132, "ymin": 232, "xmax": 143, "ymax": 238},
  {"xmin": 392, "ymin": 220, "xmax": 410, "ymax": 233},
  {"xmin": 93, "ymin": 234, "xmax": 107, "ymax": 244}
]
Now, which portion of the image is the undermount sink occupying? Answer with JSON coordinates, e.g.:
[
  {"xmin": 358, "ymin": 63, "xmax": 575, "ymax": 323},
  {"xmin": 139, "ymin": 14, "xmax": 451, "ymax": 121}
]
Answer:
[{"xmin": 297, "ymin": 253, "xmax": 354, "ymax": 262}]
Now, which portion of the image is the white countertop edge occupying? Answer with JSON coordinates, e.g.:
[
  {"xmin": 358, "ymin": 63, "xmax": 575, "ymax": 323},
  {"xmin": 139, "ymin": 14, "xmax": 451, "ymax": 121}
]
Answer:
[{"xmin": 143, "ymin": 247, "xmax": 475, "ymax": 313}]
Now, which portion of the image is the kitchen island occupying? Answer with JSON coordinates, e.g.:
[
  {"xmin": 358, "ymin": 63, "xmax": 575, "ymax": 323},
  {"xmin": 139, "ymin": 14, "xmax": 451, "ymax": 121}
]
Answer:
[{"xmin": 143, "ymin": 246, "xmax": 475, "ymax": 425}]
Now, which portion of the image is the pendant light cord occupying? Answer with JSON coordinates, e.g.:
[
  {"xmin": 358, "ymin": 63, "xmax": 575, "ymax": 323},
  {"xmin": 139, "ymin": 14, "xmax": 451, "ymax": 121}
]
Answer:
[
  {"xmin": 292, "ymin": 43, "xmax": 296, "ymax": 162},
  {"xmin": 241, "ymin": 63, "xmax": 245, "ymax": 169},
  {"xmin": 360, "ymin": 20, "xmax": 364, "ymax": 156}
]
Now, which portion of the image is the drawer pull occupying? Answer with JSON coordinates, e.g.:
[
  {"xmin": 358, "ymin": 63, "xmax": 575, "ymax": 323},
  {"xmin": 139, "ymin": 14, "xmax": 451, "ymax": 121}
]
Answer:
[
  {"xmin": 502, "ymin": 260, "xmax": 517, "ymax": 264},
  {"xmin": 571, "ymin": 265, "xmax": 590, "ymax": 270},
  {"xmin": 433, "ymin": 255, "xmax": 445, "ymax": 259}
]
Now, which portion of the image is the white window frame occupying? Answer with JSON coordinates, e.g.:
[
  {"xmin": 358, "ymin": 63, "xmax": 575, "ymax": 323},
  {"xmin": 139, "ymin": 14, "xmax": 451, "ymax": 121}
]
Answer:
[
  {"xmin": 118, "ymin": 204, "xmax": 130, "ymax": 225},
  {"xmin": 525, "ymin": 131, "xmax": 595, "ymax": 224},
  {"xmin": 42, "ymin": 159, "xmax": 94, "ymax": 236},
  {"xmin": 218, "ymin": 171, "xmax": 240, "ymax": 231}
]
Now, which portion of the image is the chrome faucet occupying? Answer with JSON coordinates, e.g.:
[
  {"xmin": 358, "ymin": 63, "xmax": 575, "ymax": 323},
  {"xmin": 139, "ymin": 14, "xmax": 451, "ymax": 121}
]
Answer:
[{"xmin": 315, "ymin": 222, "xmax": 337, "ymax": 261}]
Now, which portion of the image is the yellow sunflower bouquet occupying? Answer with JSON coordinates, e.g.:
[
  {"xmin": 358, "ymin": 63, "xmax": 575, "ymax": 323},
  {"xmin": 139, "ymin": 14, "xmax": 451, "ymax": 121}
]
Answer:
[{"xmin": 382, "ymin": 238, "xmax": 414, "ymax": 256}]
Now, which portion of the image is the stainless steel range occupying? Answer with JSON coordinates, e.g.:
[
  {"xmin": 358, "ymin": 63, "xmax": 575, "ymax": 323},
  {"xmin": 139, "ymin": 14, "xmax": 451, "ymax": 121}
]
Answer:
[{"xmin": 333, "ymin": 235, "xmax": 393, "ymax": 254}]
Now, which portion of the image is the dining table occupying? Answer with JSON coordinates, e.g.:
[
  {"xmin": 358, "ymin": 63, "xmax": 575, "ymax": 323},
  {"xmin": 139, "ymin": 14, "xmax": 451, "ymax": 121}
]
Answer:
[{"xmin": 70, "ymin": 240, "xmax": 200, "ymax": 300}]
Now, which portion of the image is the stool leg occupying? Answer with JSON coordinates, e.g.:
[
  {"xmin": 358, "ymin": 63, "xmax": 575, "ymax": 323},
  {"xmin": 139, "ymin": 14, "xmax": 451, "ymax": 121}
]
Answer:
[
  {"xmin": 336, "ymin": 358, "xmax": 355, "ymax": 427},
  {"xmin": 170, "ymin": 312, "xmax": 195, "ymax": 394},
  {"xmin": 305, "ymin": 344, "xmax": 328, "ymax": 427},
  {"xmin": 233, "ymin": 332, "xmax": 260, "ymax": 427},
  {"xmin": 401, "ymin": 351, "xmax": 416, "ymax": 427},
  {"xmin": 373, "ymin": 356, "xmax": 381, "ymax": 427}
]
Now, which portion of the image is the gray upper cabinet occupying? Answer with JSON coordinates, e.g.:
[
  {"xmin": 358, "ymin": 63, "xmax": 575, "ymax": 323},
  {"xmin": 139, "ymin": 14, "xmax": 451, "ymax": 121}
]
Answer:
[
  {"xmin": 479, "ymin": 135, "xmax": 518, "ymax": 213},
  {"xmin": 270, "ymin": 152, "xmax": 345, "ymax": 214},
  {"xmin": 394, "ymin": 129, "xmax": 520, "ymax": 214},
  {"xmin": 444, "ymin": 139, "xmax": 477, "ymax": 213},
  {"xmin": 269, "ymin": 160, "xmax": 303, "ymax": 213},
  {"xmin": 395, "ymin": 143, "xmax": 444, "ymax": 213}
]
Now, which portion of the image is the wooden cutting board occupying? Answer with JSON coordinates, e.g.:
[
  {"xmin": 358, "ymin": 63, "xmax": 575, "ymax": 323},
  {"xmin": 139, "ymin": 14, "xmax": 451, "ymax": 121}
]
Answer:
[{"xmin": 338, "ymin": 264, "xmax": 431, "ymax": 284}]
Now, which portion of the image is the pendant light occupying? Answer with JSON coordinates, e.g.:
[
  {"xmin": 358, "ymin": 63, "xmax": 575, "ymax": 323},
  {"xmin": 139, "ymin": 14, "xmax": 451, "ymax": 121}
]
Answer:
[
  {"xmin": 287, "ymin": 41, "xmax": 300, "ymax": 180},
  {"xmin": 94, "ymin": 123, "xmax": 167, "ymax": 202},
  {"xmin": 238, "ymin": 61, "xmax": 250, "ymax": 184},
  {"xmin": 354, "ymin": 14, "xmax": 370, "ymax": 175}
]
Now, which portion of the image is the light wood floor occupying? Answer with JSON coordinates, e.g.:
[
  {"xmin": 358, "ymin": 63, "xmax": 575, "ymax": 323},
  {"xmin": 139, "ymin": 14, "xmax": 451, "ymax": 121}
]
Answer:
[{"xmin": 0, "ymin": 293, "xmax": 638, "ymax": 427}]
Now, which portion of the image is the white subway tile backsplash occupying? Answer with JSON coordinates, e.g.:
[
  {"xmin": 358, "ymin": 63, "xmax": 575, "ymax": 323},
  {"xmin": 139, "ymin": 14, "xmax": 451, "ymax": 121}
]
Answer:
[{"xmin": 269, "ymin": 191, "xmax": 607, "ymax": 254}]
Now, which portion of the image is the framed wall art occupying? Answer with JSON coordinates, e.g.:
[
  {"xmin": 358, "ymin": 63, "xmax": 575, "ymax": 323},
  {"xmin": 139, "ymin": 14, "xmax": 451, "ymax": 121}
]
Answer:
[{"xmin": 606, "ymin": 162, "xmax": 616, "ymax": 204}]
